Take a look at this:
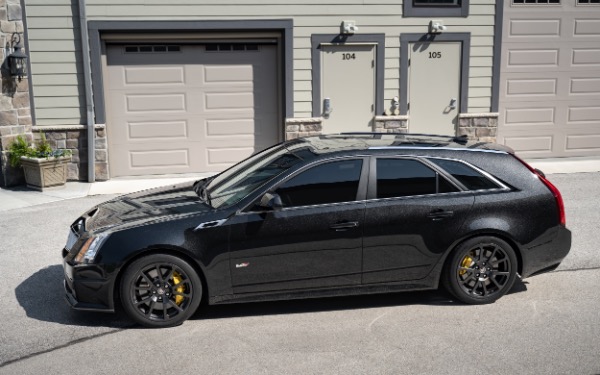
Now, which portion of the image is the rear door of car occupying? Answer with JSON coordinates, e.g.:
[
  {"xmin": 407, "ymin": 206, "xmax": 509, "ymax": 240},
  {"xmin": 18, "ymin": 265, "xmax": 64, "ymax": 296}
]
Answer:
[
  {"xmin": 362, "ymin": 156, "xmax": 475, "ymax": 284},
  {"xmin": 228, "ymin": 157, "xmax": 368, "ymax": 294}
]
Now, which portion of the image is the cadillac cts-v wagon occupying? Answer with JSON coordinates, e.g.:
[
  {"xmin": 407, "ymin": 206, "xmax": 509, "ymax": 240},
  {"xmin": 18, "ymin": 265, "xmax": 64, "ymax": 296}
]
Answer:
[{"xmin": 62, "ymin": 133, "xmax": 571, "ymax": 327}]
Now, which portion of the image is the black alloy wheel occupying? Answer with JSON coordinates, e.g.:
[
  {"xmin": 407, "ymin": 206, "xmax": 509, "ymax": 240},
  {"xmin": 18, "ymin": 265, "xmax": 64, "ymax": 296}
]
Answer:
[
  {"xmin": 442, "ymin": 236, "xmax": 518, "ymax": 305},
  {"xmin": 120, "ymin": 254, "xmax": 202, "ymax": 328}
]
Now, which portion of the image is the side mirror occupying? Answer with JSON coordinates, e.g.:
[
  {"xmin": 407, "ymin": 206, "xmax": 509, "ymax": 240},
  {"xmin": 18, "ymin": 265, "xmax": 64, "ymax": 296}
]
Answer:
[{"xmin": 259, "ymin": 192, "xmax": 283, "ymax": 210}]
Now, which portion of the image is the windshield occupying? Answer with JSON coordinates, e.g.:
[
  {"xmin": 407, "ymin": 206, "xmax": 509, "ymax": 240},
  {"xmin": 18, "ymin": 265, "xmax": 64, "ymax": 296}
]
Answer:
[{"xmin": 206, "ymin": 144, "xmax": 303, "ymax": 209}]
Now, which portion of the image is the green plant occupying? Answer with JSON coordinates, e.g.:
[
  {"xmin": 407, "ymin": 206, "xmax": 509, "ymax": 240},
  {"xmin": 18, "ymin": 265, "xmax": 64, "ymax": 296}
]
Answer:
[{"xmin": 8, "ymin": 134, "xmax": 72, "ymax": 168}]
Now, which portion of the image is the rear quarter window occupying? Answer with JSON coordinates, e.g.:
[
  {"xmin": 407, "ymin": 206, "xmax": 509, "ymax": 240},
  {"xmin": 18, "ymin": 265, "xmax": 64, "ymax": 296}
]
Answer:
[{"xmin": 429, "ymin": 158, "xmax": 500, "ymax": 191}]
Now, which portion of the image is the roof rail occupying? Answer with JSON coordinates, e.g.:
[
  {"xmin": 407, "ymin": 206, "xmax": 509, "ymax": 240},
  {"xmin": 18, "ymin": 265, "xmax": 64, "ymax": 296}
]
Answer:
[{"xmin": 337, "ymin": 132, "xmax": 469, "ymax": 145}]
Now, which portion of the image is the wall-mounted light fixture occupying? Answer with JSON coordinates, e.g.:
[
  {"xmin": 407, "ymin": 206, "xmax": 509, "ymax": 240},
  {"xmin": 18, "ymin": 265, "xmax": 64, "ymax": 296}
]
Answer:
[
  {"xmin": 2, "ymin": 33, "xmax": 28, "ymax": 81},
  {"xmin": 341, "ymin": 20, "xmax": 358, "ymax": 35},
  {"xmin": 429, "ymin": 20, "xmax": 448, "ymax": 34}
]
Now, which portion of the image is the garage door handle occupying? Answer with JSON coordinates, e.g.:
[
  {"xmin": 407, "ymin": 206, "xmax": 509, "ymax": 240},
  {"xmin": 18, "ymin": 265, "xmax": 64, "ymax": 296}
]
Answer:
[
  {"xmin": 330, "ymin": 221, "xmax": 359, "ymax": 231},
  {"xmin": 428, "ymin": 210, "xmax": 454, "ymax": 221}
]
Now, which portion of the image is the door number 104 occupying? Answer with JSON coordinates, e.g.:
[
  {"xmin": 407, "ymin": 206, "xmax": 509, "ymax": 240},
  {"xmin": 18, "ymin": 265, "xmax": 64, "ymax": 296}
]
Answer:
[{"xmin": 342, "ymin": 53, "xmax": 356, "ymax": 60}]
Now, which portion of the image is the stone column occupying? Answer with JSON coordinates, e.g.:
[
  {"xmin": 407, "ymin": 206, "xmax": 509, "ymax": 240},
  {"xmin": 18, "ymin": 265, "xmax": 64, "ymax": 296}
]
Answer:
[{"xmin": 0, "ymin": 0, "xmax": 32, "ymax": 187}]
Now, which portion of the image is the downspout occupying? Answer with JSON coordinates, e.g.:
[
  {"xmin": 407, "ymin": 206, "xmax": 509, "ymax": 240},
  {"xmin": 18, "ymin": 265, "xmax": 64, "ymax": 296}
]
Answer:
[{"xmin": 78, "ymin": 0, "xmax": 95, "ymax": 182}]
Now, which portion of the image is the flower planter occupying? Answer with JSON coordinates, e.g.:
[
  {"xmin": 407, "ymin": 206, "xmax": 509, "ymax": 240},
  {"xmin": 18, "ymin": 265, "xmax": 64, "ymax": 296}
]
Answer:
[{"xmin": 20, "ymin": 156, "xmax": 70, "ymax": 191}]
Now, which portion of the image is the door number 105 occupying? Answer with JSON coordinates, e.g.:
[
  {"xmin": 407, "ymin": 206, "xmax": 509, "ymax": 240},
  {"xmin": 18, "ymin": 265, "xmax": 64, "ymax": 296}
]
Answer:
[{"xmin": 429, "ymin": 52, "xmax": 442, "ymax": 59}]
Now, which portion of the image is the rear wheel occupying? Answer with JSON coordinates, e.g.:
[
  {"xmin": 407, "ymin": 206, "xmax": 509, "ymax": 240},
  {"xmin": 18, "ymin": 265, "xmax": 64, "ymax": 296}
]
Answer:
[
  {"xmin": 442, "ymin": 236, "xmax": 518, "ymax": 305},
  {"xmin": 120, "ymin": 254, "xmax": 202, "ymax": 328}
]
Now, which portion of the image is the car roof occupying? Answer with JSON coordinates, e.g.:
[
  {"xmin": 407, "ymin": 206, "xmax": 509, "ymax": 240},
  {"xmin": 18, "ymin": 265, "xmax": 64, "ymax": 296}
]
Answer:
[{"xmin": 284, "ymin": 133, "xmax": 514, "ymax": 157}]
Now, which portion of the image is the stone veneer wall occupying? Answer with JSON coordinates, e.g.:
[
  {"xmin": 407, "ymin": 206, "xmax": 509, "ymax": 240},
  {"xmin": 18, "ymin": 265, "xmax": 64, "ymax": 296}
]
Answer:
[
  {"xmin": 285, "ymin": 117, "xmax": 323, "ymax": 139},
  {"xmin": 0, "ymin": 0, "xmax": 32, "ymax": 187},
  {"xmin": 32, "ymin": 125, "xmax": 108, "ymax": 181},
  {"xmin": 374, "ymin": 116, "xmax": 409, "ymax": 133},
  {"xmin": 457, "ymin": 113, "xmax": 499, "ymax": 143}
]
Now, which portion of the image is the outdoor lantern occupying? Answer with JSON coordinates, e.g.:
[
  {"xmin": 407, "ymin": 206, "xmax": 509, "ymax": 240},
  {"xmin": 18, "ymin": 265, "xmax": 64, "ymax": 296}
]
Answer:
[{"xmin": 2, "ymin": 33, "xmax": 28, "ymax": 81}]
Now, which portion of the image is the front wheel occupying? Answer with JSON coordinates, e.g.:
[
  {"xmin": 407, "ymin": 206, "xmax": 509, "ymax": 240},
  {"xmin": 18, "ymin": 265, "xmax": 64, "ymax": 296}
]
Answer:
[
  {"xmin": 442, "ymin": 236, "xmax": 518, "ymax": 305},
  {"xmin": 120, "ymin": 254, "xmax": 203, "ymax": 328}
]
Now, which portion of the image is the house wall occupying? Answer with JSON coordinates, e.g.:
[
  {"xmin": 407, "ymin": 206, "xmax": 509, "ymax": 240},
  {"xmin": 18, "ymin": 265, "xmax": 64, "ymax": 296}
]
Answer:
[
  {"xmin": 24, "ymin": 0, "xmax": 497, "ymax": 124},
  {"xmin": 0, "ymin": 0, "xmax": 33, "ymax": 187}
]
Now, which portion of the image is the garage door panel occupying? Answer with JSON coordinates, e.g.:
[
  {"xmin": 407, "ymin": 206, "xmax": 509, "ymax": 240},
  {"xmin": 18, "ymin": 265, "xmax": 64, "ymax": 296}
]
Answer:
[
  {"xmin": 504, "ymin": 107, "xmax": 557, "ymax": 127},
  {"xmin": 206, "ymin": 147, "xmax": 255, "ymax": 167},
  {"xmin": 128, "ymin": 121, "xmax": 189, "ymax": 140},
  {"xmin": 126, "ymin": 94, "xmax": 187, "ymax": 112},
  {"xmin": 105, "ymin": 43, "xmax": 279, "ymax": 177},
  {"xmin": 502, "ymin": 135, "xmax": 555, "ymax": 154},
  {"xmin": 206, "ymin": 119, "xmax": 255, "ymax": 136},
  {"xmin": 130, "ymin": 149, "xmax": 190, "ymax": 169},
  {"xmin": 574, "ymin": 19, "xmax": 600, "ymax": 37},
  {"xmin": 566, "ymin": 134, "xmax": 600, "ymax": 152},
  {"xmin": 204, "ymin": 65, "xmax": 253, "ymax": 82}
]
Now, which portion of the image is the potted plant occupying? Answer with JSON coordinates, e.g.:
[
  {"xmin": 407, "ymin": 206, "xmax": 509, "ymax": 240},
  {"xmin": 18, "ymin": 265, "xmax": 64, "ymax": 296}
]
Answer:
[{"xmin": 8, "ymin": 134, "xmax": 72, "ymax": 191}]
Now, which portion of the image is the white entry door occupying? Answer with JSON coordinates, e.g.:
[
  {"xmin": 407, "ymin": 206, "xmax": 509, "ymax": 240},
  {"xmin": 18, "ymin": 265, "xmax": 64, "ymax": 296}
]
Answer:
[
  {"xmin": 408, "ymin": 42, "xmax": 461, "ymax": 135},
  {"xmin": 321, "ymin": 44, "xmax": 376, "ymax": 133}
]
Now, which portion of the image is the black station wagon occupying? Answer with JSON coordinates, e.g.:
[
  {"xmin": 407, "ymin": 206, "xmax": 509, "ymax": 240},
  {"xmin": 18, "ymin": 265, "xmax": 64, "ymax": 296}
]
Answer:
[{"xmin": 62, "ymin": 133, "xmax": 571, "ymax": 327}]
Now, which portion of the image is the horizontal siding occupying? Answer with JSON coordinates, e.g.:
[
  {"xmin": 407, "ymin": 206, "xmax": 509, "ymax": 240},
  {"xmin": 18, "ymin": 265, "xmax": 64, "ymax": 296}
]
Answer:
[{"xmin": 25, "ymin": 0, "xmax": 496, "ymax": 124}]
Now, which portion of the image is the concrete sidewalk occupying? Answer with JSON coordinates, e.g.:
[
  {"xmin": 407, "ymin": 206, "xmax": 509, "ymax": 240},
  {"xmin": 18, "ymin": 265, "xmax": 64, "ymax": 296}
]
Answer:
[
  {"xmin": 0, "ymin": 157, "xmax": 598, "ymax": 213},
  {"xmin": 0, "ymin": 173, "xmax": 214, "ymax": 212}
]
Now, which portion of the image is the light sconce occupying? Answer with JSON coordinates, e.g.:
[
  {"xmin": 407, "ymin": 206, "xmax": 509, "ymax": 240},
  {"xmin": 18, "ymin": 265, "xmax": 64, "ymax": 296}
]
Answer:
[
  {"xmin": 2, "ymin": 33, "xmax": 28, "ymax": 81},
  {"xmin": 341, "ymin": 20, "xmax": 358, "ymax": 35},
  {"xmin": 429, "ymin": 20, "xmax": 448, "ymax": 34}
]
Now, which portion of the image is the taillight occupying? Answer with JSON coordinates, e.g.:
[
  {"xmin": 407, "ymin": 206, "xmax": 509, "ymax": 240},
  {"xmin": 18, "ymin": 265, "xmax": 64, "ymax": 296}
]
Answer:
[{"xmin": 512, "ymin": 155, "xmax": 566, "ymax": 226}]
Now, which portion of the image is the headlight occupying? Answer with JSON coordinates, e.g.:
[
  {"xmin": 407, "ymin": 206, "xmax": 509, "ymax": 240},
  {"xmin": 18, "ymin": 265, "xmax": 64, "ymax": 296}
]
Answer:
[{"xmin": 74, "ymin": 234, "xmax": 108, "ymax": 264}]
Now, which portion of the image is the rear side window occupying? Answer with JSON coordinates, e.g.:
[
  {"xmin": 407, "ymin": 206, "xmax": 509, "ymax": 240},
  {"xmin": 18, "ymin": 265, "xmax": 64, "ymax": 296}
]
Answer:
[
  {"xmin": 276, "ymin": 159, "xmax": 363, "ymax": 207},
  {"xmin": 430, "ymin": 158, "xmax": 500, "ymax": 190},
  {"xmin": 376, "ymin": 158, "xmax": 458, "ymax": 198}
]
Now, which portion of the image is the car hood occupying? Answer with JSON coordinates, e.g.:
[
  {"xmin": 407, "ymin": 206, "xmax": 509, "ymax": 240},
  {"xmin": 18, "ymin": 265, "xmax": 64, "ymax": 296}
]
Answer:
[{"xmin": 83, "ymin": 181, "xmax": 214, "ymax": 232}]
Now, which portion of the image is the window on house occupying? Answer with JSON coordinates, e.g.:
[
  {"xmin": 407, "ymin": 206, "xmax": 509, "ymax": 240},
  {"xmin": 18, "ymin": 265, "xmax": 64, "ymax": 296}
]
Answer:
[
  {"xmin": 512, "ymin": 0, "xmax": 560, "ymax": 4},
  {"xmin": 124, "ymin": 45, "xmax": 181, "ymax": 53},
  {"xmin": 205, "ymin": 44, "xmax": 260, "ymax": 52},
  {"xmin": 414, "ymin": 0, "xmax": 460, "ymax": 5},
  {"xmin": 404, "ymin": 0, "xmax": 468, "ymax": 17},
  {"xmin": 577, "ymin": 0, "xmax": 599, "ymax": 4}
]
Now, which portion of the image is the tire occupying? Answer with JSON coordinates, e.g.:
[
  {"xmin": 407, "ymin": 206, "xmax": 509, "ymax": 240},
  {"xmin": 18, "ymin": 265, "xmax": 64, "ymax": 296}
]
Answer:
[
  {"xmin": 442, "ymin": 236, "xmax": 518, "ymax": 305},
  {"xmin": 120, "ymin": 254, "xmax": 203, "ymax": 328}
]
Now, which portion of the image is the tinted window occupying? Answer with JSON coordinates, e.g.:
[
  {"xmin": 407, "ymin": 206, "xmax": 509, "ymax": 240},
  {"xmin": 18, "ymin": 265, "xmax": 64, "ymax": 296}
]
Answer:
[
  {"xmin": 377, "ymin": 159, "xmax": 445, "ymax": 198},
  {"xmin": 276, "ymin": 159, "xmax": 363, "ymax": 207},
  {"xmin": 430, "ymin": 158, "xmax": 500, "ymax": 190}
]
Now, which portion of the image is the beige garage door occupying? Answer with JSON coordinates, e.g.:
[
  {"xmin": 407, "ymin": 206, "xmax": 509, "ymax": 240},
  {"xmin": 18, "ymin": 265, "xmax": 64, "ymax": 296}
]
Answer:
[
  {"xmin": 105, "ymin": 43, "xmax": 279, "ymax": 177},
  {"xmin": 497, "ymin": 1, "xmax": 600, "ymax": 158}
]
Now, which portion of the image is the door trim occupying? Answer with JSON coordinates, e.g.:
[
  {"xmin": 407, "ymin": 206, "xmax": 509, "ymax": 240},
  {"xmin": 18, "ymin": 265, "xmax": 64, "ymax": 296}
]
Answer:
[
  {"xmin": 311, "ymin": 34, "xmax": 385, "ymax": 118},
  {"xmin": 400, "ymin": 33, "xmax": 471, "ymax": 116}
]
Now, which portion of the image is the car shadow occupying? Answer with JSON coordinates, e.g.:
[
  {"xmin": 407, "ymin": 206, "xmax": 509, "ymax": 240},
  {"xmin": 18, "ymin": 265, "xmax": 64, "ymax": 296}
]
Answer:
[
  {"xmin": 15, "ymin": 264, "xmax": 131, "ymax": 328},
  {"xmin": 15, "ymin": 265, "xmax": 528, "ymax": 327},
  {"xmin": 194, "ymin": 278, "xmax": 529, "ymax": 322}
]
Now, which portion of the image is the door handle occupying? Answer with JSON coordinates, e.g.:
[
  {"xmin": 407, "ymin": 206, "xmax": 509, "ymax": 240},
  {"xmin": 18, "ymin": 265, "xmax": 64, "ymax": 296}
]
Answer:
[
  {"xmin": 428, "ymin": 209, "xmax": 454, "ymax": 221},
  {"xmin": 330, "ymin": 221, "xmax": 359, "ymax": 231}
]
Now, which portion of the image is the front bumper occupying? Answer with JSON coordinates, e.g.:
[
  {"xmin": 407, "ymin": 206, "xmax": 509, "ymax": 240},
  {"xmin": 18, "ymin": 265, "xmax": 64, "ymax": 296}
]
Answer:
[
  {"xmin": 63, "ymin": 257, "xmax": 115, "ymax": 312},
  {"xmin": 521, "ymin": 225, "xmax": 572, "ymax": 278}
]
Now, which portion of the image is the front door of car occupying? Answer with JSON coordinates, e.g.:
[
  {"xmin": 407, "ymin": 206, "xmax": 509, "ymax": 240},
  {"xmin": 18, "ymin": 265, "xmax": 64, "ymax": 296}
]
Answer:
[
  {"xmin": 362, "ymin": 157, "xmax": 474, "ymax": 284},
  {"xmin": 228, "ymin": 158, "xmax": 367, "ymax": 294}
]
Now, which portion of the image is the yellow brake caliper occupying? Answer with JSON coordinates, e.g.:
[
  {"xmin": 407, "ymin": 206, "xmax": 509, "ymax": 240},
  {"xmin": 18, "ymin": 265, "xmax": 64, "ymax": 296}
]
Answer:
[
  {"xmin": 459, "ymin": 255, "xmax": 474, "ymax": 276},
  {"xmin": 172, "ymin": 271, "xmax": 185, "ymax": 305}
]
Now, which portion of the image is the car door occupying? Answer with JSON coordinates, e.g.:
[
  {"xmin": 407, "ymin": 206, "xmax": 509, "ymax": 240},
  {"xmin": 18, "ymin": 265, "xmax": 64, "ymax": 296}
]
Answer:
[
  {"xmin": 228, "ymin": 158, "xmax": 368, "ymax": 294},
  {"xmin": 362, "ymin": 157, "xmax": 474, "ymax": 284}
]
